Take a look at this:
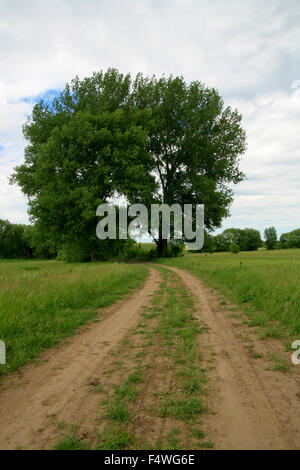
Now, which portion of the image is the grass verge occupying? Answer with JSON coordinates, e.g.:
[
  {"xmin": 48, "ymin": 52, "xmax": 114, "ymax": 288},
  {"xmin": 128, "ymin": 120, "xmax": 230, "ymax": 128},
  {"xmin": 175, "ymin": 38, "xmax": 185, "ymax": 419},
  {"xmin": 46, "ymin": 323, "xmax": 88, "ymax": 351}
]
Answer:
[
  {"xmin": 155, "ymin": 249, "xmax": 300, "ymax": 340},
  {"xmin": 0, "ymin": 260, "xmax": 148, "ymax": 377}
]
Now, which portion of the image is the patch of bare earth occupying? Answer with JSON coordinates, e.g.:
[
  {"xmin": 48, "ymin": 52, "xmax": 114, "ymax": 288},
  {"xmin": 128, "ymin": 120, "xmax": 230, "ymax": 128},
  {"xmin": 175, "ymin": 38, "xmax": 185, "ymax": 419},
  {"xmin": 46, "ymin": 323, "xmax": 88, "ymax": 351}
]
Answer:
[
  {"xmin": 0, "ymin": 268, "xmax": 160, "ymax": 450},
  {"xmin": 162, "ymin": 265, "xmax": 300, "ymax": 450}
]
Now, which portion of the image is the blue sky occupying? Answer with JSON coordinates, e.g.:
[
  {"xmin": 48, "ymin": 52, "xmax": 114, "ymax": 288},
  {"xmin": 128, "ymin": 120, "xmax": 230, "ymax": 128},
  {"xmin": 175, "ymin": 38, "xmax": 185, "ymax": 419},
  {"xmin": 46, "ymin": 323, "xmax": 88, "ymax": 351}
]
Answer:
[
  {"xmin": 0, "ymin": 0, "xmax": 299, "ymax": 238},
  {"xmin": 20, "ymin": 89, "xmax": 61, "ymax": 106}
]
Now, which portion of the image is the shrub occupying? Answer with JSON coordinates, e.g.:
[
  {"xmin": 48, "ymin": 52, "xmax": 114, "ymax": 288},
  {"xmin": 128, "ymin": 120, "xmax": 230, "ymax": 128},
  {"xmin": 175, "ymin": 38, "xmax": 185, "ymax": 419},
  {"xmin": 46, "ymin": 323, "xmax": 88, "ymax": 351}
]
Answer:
[
  {"xmin": 123, "ymin": 243, "xmax": 157, "ymax": 261},
  {"xmin": 167, "ymin": 241, "xmax": 185, "ymax": 258},
  {"xmin": 230, "ymin": 243, "xmax": 240, "ymax": 254}
]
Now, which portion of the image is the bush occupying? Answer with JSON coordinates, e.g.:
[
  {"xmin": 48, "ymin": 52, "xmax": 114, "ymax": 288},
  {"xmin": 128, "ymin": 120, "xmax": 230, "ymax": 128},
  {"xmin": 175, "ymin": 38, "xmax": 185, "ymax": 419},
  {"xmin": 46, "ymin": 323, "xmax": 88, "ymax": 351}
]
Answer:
[
  {"xmin": 123, "ymin": 243, "xmax": 157, "ymax": 261},
  {"xmin": 230, "ymin": 243, "xmax": 240, "ymax": 254},
  {"xmin": 57, "ymin": 238, "xmax": 139, "ymax": 263},
  {"xmin": 167, "ymin": 241, "xmax": 185, "ymax": 258}
]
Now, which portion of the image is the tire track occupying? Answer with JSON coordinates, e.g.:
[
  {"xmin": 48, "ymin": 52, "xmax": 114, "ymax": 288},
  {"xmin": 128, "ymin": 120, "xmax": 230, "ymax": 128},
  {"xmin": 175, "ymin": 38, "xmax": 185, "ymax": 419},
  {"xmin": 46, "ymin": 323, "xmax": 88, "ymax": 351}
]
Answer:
[
  {"xmin": 161, "ymin": 264, "xmax": 297, "ymax": 450},
  {"xmin": 0, "ymin": 268, "xmax": 160, "ymax": 450}
]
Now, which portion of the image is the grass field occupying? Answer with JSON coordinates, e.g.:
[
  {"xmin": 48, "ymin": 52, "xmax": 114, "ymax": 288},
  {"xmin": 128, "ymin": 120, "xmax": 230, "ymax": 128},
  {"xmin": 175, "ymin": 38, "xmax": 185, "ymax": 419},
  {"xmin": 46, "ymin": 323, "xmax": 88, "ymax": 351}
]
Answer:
[
  {"xmin": 156, "ymin": 249, "xmax": 300, "ymax": 340},
  {"xmin": 0, "ymin": 260, "xmax": 148, "ymax": 377},
  {"xmin": 140, "ymin": 242, "xmax": 156, "ymax": 250},
  {"xmin": 1, "ymin": 251, "xmax": 300, "ymax": 449}
]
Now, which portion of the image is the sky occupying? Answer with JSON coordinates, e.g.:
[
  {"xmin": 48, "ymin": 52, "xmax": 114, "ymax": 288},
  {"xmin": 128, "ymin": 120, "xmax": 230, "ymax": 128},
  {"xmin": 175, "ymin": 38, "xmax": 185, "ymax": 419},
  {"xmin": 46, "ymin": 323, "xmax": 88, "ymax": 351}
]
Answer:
[{"xmin": 0, "ymin": 0, "xmax": 299, "ymax": 238}]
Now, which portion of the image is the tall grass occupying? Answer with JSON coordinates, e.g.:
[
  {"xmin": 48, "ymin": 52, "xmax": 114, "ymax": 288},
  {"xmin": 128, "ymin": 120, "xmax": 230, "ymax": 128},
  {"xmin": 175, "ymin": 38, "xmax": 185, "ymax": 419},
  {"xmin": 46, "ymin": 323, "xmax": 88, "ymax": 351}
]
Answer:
[
  {"xmin": 0, "ymin": 260, "xmax": 148, "ymax": 376},
  {"xmin": 156, "ymin": 249, "xmax": 300, "ymax": 338}
]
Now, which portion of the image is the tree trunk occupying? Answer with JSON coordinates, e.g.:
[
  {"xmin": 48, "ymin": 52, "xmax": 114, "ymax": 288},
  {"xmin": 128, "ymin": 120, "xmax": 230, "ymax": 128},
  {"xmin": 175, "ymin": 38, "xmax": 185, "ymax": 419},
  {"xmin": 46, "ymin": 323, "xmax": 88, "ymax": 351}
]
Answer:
[
  {"xmin": 156, "ymin": 238, "xmax": 168, "ymax": 258},
  {"xmin": 27, "ymin": 246, "xmax": 33, "ymax": 259}
]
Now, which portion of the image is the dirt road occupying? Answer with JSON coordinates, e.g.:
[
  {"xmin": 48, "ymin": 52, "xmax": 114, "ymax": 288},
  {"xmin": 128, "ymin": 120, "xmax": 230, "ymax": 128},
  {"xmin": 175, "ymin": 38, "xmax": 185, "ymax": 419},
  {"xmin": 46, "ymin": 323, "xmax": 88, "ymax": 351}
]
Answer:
[
  {"xmin": 0, "ymin": 264, "xmax": 299, "ymax": 450},
  {"xmin": 163, "ymin": 265, "xmax": 300, "ymax": 450},
  {"xmin": 0, "ymin": 268, "xmax": 160, "ymax": 450}
]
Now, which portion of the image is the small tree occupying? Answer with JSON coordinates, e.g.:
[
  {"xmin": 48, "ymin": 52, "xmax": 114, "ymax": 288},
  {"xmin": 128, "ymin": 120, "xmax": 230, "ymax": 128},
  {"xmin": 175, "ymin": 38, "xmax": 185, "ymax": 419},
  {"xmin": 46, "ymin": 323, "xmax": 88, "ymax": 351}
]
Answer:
[
  {"xmin": 264, "ymin": 226, "xmax": 277, "ymax": 250},
  {"xmin": 239, "ymin": 228, "xmax": 262, "ymax": 251},
  {"xmin": 230, "ymin": 243, "xmax": 240, "ymax": 254}
]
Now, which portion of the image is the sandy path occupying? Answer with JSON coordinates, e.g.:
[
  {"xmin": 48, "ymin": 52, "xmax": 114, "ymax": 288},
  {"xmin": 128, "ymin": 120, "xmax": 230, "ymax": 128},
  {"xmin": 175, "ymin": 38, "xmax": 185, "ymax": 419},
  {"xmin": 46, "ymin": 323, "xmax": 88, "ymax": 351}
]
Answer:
[
  {"xmin": 161, "ymin": 265, "xmax": 299, "ymax": 450},
  {"xmin": 0, "ymin": 268, "xmax": 160, "ymax": 450}
]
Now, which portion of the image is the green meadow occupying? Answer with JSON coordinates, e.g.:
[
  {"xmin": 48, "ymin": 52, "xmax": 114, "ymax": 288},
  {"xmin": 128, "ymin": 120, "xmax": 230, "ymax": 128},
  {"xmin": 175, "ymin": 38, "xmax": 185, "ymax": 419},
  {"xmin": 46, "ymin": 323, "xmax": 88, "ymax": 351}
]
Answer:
[
  {"xmin": 156, "ymin": 249, "xmax": 300, "ymax": 340},
  {"xmin": 2, "ymin": 249, "xmax": 300, "ymax": 380},
  {"xmin": 0, "ymin": 260, "xmax": 148, "ymax": 376}
]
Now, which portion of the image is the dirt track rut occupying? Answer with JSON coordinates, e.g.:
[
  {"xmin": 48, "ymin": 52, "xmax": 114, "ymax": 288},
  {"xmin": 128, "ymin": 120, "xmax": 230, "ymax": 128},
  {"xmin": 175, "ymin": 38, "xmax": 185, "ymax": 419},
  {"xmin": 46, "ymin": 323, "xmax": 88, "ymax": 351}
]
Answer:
[
  {"xmin": 163, "ymin": 265, "xmax": 299, "ymax": 450},
  {"xmin": 0, "ymin": 268, "xmax": 160, "ymax": 450}
]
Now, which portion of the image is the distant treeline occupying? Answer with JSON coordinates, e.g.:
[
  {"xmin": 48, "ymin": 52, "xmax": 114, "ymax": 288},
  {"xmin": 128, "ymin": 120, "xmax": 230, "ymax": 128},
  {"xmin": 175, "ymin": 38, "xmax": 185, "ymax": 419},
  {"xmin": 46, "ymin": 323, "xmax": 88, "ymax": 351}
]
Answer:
[
  {"xmin": 202, "ymin": 228, "xmax": 262, "ymax": 253},
  {"xmin": 0, "ymin": 219, "xmax": 57, "ymax": 259},
  {"xmin": 279, "ymin": 228, "xmax": 300, "ymax": 249},
  {"xmin": 0, "ymin": 218, "xmax": 184, "ymax": 261},
  {"xmin": 201, "ymin": 226, "xmax": 300, "ymax": 253},
  {"xmin": 0, "ymin": 219, "xmax": 133, "ymax": 261},
  {"xmin": 1, "ymin": 218, "xmax": 299, "ymax": 260}
]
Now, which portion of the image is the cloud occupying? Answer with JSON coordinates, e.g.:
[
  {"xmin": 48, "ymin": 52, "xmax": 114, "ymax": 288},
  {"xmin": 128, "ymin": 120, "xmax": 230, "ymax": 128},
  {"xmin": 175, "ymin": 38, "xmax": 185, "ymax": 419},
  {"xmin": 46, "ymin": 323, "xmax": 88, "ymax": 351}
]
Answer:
[
  {"xmin": 219, "ymin": 85, "xmax": 300, "ymax": 236},
  {"xmin": 0, "ymin": 0, "xmax": 299, "ymax": 233}
]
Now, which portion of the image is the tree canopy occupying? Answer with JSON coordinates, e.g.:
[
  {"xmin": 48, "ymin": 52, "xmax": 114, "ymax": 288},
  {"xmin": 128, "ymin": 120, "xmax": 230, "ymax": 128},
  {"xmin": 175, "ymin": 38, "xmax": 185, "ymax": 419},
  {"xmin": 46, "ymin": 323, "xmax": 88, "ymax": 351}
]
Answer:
[
  {"xmin": 11, "ymin": 68, "xmax": 247, "ymax": 259},
  {"xmin": 0, "ymin": 220, "xmax": 56, "ymax": 259},
  {"xmin": 264, "ymin": 226, "xmax": 277, "ymax": 250},
  {"xmin": 131, "ymin": 74, "xmax": 247, "ymax": 255},
  {"xmin": 279, "ymin": 228, "xmax": 300, "ymax": 249},
  {"xmin": 11, "ymin": 69, "xmax": 155, "ymax": 261},
  {"xmin": 213, "ymin": 227, "xmax": 262, "ymax": 252}
]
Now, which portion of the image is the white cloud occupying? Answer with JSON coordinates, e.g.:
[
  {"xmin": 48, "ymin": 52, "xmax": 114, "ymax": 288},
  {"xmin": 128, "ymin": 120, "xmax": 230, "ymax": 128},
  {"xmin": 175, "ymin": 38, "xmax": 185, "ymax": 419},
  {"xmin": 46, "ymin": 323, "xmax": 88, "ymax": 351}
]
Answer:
[
  {"xmin": 0, "ymin": 0, "xmax": 299, "ymax": 232},
  {"xmin": 219, "ymin": 86, "xmax": 300, "ymax": 235}
]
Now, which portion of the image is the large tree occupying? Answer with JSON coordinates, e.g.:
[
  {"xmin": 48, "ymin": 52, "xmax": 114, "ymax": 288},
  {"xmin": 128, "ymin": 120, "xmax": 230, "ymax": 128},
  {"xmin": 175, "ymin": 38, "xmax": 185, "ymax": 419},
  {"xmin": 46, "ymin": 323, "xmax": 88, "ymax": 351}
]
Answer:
[
  {"xmin": 11, "ymin": 69, "xmax": 155, "ymax": 261},
  {"xmin": 132, "ymin": 74, "xmax": 247, "ymax": 256},
  {"xmin": 12, "ymin": 69, "xmax": 246, "ymax": 259}
]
